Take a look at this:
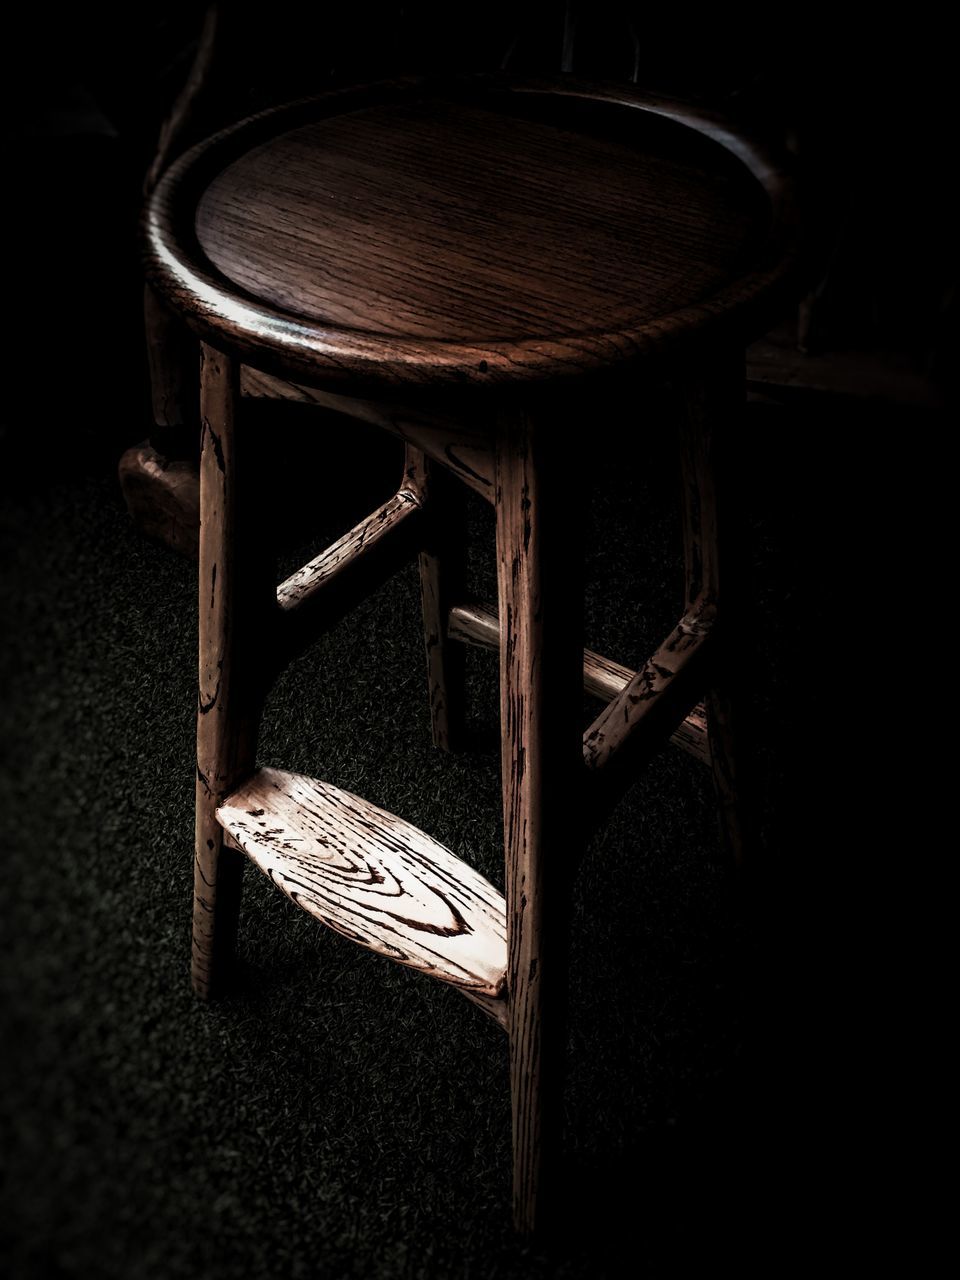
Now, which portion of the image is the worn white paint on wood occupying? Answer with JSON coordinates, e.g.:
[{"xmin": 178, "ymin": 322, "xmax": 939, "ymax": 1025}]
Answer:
[
  {"xmin": 276, "ymin": 488, "xmax": 422, "ymax": 613},
  {"xmin": 217, "ymin": 767, "xmax": 507, "ymax": 997},
  {"xmin": 582, "ymin": 600, "xmax": 716, "ymax": 774}
]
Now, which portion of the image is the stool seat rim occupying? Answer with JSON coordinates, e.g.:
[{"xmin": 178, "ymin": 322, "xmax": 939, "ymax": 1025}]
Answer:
[{"xmin": 143, "ymin": 73, "xmax": 802, "ymax": 395}]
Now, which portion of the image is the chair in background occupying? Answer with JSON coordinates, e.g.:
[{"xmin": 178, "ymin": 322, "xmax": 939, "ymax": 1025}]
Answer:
[{"xmin": 141, "ymin": 11, "xmax": 799, "ymax": 1235}]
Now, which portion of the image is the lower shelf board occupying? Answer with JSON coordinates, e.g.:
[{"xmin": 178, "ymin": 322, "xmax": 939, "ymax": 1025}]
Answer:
[{"xmin": 217, "ymin": 768, "xmax": 508, "ymax": 999}]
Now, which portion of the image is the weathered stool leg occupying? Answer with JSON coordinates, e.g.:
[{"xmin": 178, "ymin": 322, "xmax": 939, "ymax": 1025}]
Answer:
[
  {"xmin": 193, "ymin": 344, "xmax": 269, "ymax": 998},
  {"xmin": 117, "ymin": 287, "xmax": 201, "ymax": 558},
  {"xmin": 144, "ymin": 283, "xmax": 198, "ymax": 437},
  {"xmin": 413, "ymin": 449, "xmax": 467, "ymax": 751},
  {"xmin": 678, "ymin": 345, "xmax": 754, "ymax": 867},
  {"xmin": 495, "ymin": 408, "xmax": 583, "ymax": 1235}
]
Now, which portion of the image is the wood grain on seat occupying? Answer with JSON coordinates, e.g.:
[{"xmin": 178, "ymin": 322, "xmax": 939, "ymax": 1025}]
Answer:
[
  {"xmin": 195, "ymin": 98, "xmax": 765, "ymax": 343},
  {"xmin": 145, "ymin": 78, "xmax": 798, "ymax": 391}
]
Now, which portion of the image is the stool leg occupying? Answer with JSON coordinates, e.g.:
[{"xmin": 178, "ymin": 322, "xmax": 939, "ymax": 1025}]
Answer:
[
  {"xmin": 193, "ymin": 345, "xmax": 266, "ymax": 998},
  {"xmin": 413, "ymin": 449, "xmax": 467, "ymax": 751},
  {"xmin": 495, "ymin": 409, "xmax": 582, "ymax": 1235},
  {"xmin": 144, "ymin": 283, "xmax": 197, "ymax": 437},
  {"xmin": 678, "ymin": 346, "xmax": 754, "ymax": 867}
]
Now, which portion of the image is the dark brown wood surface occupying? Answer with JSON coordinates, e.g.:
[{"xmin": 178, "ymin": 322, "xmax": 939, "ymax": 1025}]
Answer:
[
  {"xmin": 195, "ymin": 99, "xmax": 760, "ymax": 341},
  {"xmin": 144, "ymin": 76, "xmax": 799, "ymax": 393},
  {"xmin": 193, "ymin": 345, "xmax": 273, "ymax": 997},
  {"xmin": 495, "ymin": 410, "xmax": 583, "ymax": 1233}
]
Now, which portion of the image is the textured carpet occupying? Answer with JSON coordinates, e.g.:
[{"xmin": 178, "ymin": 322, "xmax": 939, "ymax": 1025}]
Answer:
[{"xmin": 0, "ymin": 390, "xmax": 822, "ymax": 1278}]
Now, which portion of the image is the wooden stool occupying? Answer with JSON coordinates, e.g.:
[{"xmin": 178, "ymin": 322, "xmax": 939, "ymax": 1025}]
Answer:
[{"xmin": 143, "ymin": 75, "xmax": 798, "ymax": 1234}]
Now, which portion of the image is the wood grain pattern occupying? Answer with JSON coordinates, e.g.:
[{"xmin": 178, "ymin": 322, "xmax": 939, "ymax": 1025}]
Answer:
[
  {"xmin": 275, "ymin": 489, "xmax": 422, "ymax": 614},
  {"xmin": 217, "ymin": 767, "xmax": 508, "ymax": 998},
  {"xmin": 582, "ymin": 600, "xmax": 715, "ymax": 776},
  {"xmin": 149, "ymin": 334, "xmax": 916, "ymax": 562},
  {"xmin": 193, "ymin": 344, "xmax": 271, "ymax": 998},
  {"xmin": 496, "ymin": 410, "xmax": 583, "ymax": 1234},
  {"xmin": 221, "ymin": 799, "xmax": 506, "ymax": 1030},
  {"xmin": 273, "ymin": 461, "xmax": 426, "ymax": 666},
  {"xmin": 195, "ymin": 98, "xmax": 762, "ymax": 344},
  {"xmin": 448, "ymin": 600, "xmax": 711, "ymax": 765},
  {"xmin": 145, "ymin": 77, "xmax": 799, "ymax": 392}
]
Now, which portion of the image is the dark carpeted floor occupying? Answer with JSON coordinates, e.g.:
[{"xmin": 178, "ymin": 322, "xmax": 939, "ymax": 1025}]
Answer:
[{"xmin": 1, "ymin": 366, "xmax": 863, "ymax": 1277}]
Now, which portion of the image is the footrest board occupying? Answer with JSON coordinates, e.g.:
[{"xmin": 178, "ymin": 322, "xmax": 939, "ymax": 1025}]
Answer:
[{"xmin": 217, "ymin": 768, "xmax": 507, "ymax": 998}]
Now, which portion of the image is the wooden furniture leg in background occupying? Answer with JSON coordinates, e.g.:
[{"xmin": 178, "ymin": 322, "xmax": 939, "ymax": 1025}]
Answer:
[
  {"xmin": 678, "ymin": 346, "xmax": 754, "ymax": 868},
  {"xmin": 411, "ymin": 450, "xmax": 468, "ymax": 751},
  {"xmin": 496, "ymin": 408, "xmax": 583, "ymax": 1234},
  {"xmin": 144, "ymin": 283, "xmax": 198, "ymax": 435},
  {"xmin": 121, "ymin": 5, "xmax": 221, "ymax": 555},
  {"xmin": 193, "ymin": 345, "xmax": 273, "ymax": 997},
  {"xmin": 118, "ymin": 286, "xmax": 201, "ymax": 557}
]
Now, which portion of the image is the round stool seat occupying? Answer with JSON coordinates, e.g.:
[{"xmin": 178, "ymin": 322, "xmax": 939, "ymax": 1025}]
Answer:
[{"xmin": 144, "ymin": 77, "xmax": 797, "ymax": 393}]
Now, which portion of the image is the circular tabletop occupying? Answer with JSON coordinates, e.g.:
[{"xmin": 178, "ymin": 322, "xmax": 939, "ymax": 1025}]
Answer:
[{"xmin": 145, "ymin": 77, "xmax": 799, "ymax": 393}]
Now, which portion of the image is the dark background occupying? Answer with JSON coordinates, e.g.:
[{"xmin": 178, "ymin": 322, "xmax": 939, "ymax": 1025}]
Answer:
[{"xmin": 1, "ymin": 4, "xmax": 948, "ymax": 1276}]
